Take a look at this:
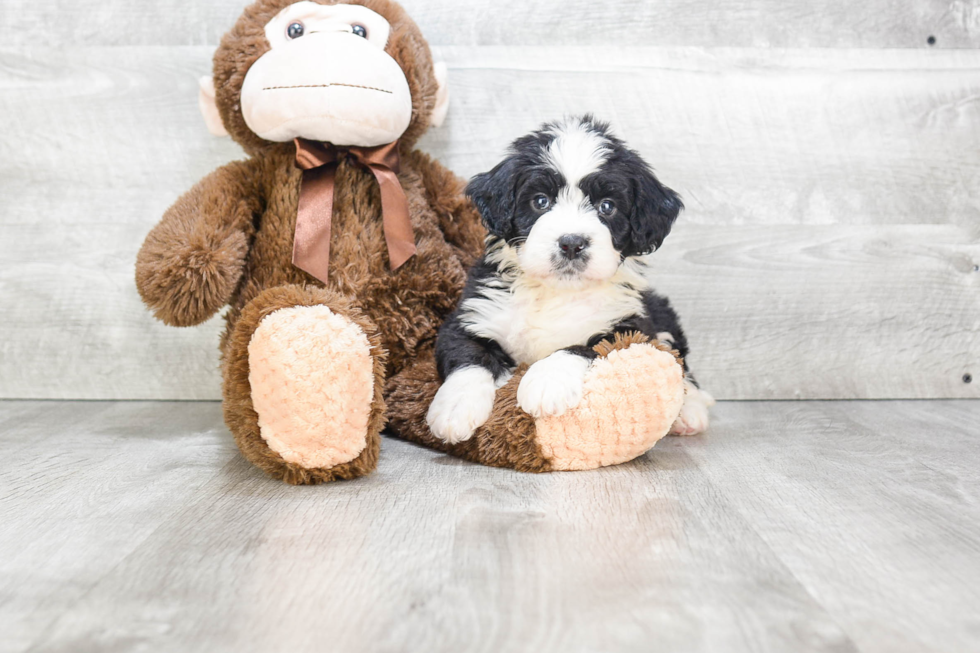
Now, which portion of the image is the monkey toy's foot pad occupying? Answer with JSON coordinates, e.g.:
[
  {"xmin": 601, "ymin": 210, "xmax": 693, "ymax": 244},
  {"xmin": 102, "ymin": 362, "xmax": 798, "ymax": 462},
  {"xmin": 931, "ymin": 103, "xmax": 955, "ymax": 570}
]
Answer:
[
  {"xmin": 248, "ymin": 306, "xmax": 374, "ymax": 470},
  {"xmin": 534, "ymin": 344, "xmax": 686, "ymax": 471}
]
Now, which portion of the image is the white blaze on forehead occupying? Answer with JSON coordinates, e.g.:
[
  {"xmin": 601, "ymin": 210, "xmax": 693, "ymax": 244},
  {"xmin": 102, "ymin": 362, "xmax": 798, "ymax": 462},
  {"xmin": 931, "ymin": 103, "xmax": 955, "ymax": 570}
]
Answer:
[
  {"xmin": 515, "ymin": 119, "xmax": 618, "ymax": 284},
  {"xmin": 544, "ymin": 119, "xmax": 610, "ymax": 191}
]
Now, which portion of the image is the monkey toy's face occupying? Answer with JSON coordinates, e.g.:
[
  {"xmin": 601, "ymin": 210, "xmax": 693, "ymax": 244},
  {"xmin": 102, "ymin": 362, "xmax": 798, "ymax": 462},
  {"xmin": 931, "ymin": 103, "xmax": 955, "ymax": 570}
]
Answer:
[
  {"xmin": 202, "ymin": 0, "xmax": 448, "ymax": 152},
  {"xmin": 241, "ymin": 1, "xmax": 411, "ymax": 146}
]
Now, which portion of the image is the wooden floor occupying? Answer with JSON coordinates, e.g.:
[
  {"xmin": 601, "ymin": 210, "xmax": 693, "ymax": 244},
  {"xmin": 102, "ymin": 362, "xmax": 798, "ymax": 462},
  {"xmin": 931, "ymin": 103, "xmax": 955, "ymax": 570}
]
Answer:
[{"xmin": 1, "ymin": 400, "xmax": 978, "ymax": 653}]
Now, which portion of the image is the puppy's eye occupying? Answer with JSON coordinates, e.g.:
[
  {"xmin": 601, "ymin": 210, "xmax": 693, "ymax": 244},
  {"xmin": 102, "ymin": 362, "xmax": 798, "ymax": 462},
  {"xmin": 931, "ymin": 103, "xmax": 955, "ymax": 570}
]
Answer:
[
  {"xmin": 286, "ymin": 22, "xmax": 305, "ymax": 39},
  {"xmin": 351, "ymin": 24, "xmax": 368, "ymax": 38},
  {"xmin": 532, "ymin": 194, "xmax": 552, "ymax": 211},
  {"xmin": 597, "ymin": 199, "xmax": 617, "ymax": 218}
]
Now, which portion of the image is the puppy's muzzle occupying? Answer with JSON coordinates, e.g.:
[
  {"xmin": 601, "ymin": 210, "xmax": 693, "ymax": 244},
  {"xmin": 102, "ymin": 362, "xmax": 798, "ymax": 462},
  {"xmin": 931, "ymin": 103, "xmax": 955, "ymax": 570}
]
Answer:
[{"xmin": 558, "ymin": 234, "xmax": 590, "ymax": 260}]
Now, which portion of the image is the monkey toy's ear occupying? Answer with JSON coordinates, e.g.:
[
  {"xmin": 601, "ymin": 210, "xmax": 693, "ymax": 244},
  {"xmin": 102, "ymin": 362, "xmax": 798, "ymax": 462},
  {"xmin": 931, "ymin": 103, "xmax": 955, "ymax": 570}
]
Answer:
[
  {"xmin": 430, "ymin": 62, "xmax": 450, "ymax": 128},
  {"xmin": 198, "ymin": 76, "xmax": 229, "ymax": 137}
]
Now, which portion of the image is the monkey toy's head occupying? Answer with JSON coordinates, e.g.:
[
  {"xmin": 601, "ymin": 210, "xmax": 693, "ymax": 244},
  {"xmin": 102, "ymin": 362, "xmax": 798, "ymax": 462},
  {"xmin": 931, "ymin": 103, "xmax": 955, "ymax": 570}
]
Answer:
[{"xmin": 199, "ymin": 0, "xmax": 449, "ymax": 155}]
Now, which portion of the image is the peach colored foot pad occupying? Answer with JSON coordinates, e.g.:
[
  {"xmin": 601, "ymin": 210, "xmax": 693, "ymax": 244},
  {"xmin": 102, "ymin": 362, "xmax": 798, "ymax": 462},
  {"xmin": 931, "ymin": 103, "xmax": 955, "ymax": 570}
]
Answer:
[
  {"xmin": 535, "ymin": 344, "xmax": 685, "ymax": 471},
  {"xmin": 248, "ymin": 306, "xmax": 374, "ymax": 470}
]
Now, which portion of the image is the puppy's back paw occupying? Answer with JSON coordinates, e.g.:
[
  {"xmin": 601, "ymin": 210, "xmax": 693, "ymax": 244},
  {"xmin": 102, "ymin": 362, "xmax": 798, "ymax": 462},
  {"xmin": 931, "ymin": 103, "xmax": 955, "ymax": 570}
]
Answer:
[{"xmin": 669, "ymin": 383, "xmax": 712, "ymax": 436}]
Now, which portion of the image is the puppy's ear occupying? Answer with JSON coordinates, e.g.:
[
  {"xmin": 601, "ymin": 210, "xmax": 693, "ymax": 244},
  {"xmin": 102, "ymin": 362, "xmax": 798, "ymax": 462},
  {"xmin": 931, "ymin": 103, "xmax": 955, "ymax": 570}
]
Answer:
[
  {"xmin": 466, "ymin": 157, "xmax": 518, "ymax": 239},
  {"xmin": 628, "ymin": 167, "xmax": 683, "ymax": 256}
]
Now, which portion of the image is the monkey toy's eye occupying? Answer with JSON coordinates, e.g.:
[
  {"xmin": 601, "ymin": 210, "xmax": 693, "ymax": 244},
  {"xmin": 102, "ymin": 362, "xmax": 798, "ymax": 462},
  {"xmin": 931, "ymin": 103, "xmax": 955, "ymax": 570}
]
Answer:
[
  {"xmin": 597, "ymin": 199, "xmax": 617, "ymax": 218},
  {"xmin": 532, "ymin": 194, "xmax": 552, "ymax": 212},
  {"xmin": 351, "ymin": 24, "xmax": 367, "ymax": 38},
  {"xmin": 286, "ymin": 22, "xmax": 305, "ymax": 39}
]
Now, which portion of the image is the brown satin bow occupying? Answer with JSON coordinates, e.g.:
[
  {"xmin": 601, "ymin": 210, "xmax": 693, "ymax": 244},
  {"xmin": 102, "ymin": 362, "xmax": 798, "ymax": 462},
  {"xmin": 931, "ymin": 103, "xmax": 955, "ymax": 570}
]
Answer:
[{"xmin": 292, "ymin": 138, "xmax": 416, "ymax": 284}]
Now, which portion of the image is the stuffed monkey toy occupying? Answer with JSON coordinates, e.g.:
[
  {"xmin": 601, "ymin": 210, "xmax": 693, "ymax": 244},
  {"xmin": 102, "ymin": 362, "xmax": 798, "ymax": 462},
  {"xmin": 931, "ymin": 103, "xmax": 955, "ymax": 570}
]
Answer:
[{"xmin": 137, "ymin": 0, "xmax": 686, "ymax": 484}]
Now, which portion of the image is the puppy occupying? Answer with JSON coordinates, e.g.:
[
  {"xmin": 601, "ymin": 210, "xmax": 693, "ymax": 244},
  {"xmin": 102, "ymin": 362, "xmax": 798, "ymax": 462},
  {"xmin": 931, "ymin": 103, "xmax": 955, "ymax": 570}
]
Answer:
[{"xmin": 427, "ymin": 115, "xmax": 713, "ymax": 444}]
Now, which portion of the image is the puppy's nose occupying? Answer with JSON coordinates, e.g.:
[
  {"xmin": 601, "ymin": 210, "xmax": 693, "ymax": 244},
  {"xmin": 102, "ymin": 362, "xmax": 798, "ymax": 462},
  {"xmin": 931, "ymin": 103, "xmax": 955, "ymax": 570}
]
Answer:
[{"xmin": 558, "ymin": 234, "xmax": 590, "ymax": 260}]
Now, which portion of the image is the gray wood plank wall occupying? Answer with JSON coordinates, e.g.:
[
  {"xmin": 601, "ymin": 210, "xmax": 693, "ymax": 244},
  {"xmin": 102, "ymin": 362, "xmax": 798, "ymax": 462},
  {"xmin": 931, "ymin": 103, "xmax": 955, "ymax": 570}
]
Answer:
[{"xmin": 1, "ymin": 2, "xmax": 978, "ymax": 400}]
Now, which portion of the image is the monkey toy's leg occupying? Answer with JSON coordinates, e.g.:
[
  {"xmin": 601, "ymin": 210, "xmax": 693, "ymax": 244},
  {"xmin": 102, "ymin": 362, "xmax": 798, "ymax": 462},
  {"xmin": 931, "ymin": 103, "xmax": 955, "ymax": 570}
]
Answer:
[
  {"xmin": 222, "ymin": 285, "xmax": 387, "ymax": 485},
  {"xmin": 386, "ymin": 334, "xmax": 686, "ymax": 472}
]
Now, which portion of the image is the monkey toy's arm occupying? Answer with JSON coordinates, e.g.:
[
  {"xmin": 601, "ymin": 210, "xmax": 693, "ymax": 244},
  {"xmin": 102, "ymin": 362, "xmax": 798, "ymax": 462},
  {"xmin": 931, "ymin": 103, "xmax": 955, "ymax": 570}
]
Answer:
[
  {"xmin": 136, "ymin": 158, "xmax": 264, "ymax": 327},
  {"xmin": 410, "ymin": 151, "xmax": 486, "ymax": 268}
]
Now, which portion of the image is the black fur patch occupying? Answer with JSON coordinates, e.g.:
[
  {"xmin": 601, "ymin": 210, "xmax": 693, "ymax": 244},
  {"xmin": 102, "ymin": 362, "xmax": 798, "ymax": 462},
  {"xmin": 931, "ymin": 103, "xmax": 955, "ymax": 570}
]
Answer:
[{"xmin": 438, "ymin": 115, "xmax": 696, "ymax": 385}]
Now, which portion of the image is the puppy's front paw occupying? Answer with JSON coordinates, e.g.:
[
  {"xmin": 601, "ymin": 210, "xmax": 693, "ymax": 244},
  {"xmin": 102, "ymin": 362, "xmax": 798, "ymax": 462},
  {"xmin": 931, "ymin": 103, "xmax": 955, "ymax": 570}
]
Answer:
[
  {"xmin": 426, "ymin": 366, "xmax": 497, "ymax": 444},
  {"xmin": 669, "ymin": 383, "xmax": 713, "ymax": 436},
  {"xmin": 517, "ymin": 351, "xmax": 591, "ymax": 418}
]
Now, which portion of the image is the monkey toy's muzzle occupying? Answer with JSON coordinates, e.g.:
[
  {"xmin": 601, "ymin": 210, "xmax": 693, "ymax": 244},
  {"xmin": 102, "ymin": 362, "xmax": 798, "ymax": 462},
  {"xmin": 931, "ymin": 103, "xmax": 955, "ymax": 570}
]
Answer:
[{"xmin": 240, "ymin": 32, "xmax": 413, "ymax": 146}]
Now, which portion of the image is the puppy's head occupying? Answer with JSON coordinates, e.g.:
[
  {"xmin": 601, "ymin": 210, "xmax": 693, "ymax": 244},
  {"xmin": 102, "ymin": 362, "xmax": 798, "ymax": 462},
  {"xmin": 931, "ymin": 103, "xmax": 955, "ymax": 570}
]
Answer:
[{"xmin": 466, "ymin": 115, "xmax": 682, "ymax": 284}]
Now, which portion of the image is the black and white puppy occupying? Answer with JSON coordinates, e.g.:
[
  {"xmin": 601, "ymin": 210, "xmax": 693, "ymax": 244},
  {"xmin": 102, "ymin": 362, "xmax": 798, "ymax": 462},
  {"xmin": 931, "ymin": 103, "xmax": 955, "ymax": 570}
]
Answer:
[{"xmin": 427, "ymin": 116, "xmax": 713, "ymax": 443}]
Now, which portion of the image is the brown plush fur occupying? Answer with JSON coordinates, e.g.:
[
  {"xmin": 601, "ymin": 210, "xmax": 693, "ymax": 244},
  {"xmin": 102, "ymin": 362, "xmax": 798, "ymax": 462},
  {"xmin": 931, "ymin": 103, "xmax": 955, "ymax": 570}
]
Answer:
[
  {"xmin": 386, "ymin": 332, "xmax": 678, "ymax": 473},
  {"xmin": 136, "ymin": 161, "xmax": 263, "ymax": 327},
  {"xmin": 212, "ymin": 0, "xmax": 439, "ymax": 157},
  {"xmin": 386, "ymin": 343, "xmax": 552, "ymax": 472},
  {"xmin": 223, "ymin": 285, "xmax": 388, "ymax": 484},
  {"xmin": 136, "ymin": 0, "xmax": 680, "ymax": 483},
  {"xmin": 136, "ymin": 0, "xmax": 484, "ymax": 483},
  {"xmin": 595, "ymin": 331, "xmax": 684, "ymax": 366}
]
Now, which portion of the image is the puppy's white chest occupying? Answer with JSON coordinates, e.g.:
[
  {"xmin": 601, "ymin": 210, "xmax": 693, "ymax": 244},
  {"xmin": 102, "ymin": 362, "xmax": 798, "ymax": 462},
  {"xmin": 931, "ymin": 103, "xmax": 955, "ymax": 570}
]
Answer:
[{"xmin": 461, "ymin": 281, "xmax": 643, "ymax": 365}]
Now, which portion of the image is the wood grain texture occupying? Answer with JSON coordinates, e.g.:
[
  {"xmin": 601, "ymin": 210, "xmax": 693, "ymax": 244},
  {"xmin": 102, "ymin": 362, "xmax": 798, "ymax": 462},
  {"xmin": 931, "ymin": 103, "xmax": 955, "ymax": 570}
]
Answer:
[
  {"xmin": 2, "ymin": 220, "xmax": 977, "ymax": 400},
  {"xmin": 421, "ymin": 46, "xmax": 980, "ymax": 230},
  {"xmin": 3, "ymin": 399, "xmax": 979, "ymax": 652},
  {"xmin": 650, "ymin": 224, "xmax": 980, "ymax": 400},
  {"xmin": 2, "ymin": 0, "xmax": 979, "ymax": 48},
  {"xmin": 1, "ymin": 46, "xmax": 979, "ymax": 400},
  {"xmin": 0, "ymin": 401, "xmax": 237, "ymax": 653},
  {"xmin": 7, "ymin": 46, "xmax": 980, "ymax": 227},
  {"xmin": 681, "ymin": 400, "xmax": 980, "ymax": 653}
]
